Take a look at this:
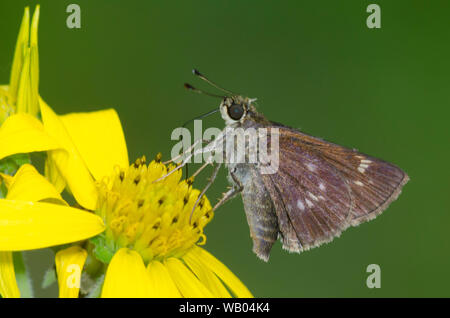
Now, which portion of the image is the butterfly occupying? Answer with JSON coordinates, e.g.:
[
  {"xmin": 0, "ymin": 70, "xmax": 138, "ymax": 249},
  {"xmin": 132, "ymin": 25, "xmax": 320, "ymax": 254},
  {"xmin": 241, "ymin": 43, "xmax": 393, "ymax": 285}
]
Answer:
[{"xmin": 178, "ymin": 70, "xmax": 409, "ymax": 262}]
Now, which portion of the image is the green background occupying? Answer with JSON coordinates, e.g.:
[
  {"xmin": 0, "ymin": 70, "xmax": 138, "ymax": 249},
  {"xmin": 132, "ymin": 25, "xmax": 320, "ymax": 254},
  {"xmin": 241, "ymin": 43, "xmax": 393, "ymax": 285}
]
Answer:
[{"xmin": 0, "ymin": 0, "xmax": 449, "ymax": 297}]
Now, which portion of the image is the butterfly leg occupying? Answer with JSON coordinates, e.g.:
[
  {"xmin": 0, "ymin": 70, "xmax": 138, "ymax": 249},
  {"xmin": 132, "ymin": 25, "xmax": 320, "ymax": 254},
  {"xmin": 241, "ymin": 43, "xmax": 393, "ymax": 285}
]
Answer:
[
  {"xmin": 153, "ymin": 138, "xmax": 215, "ymax": 183},
  {"xmin": 162, "ymin": 138, "xmax": 212, "ymax": 165},
  {"xmin": 189, "ymin": 158, "xmax": 214, "ymax": 179},
  {"xmin": 212, "ymin": 170, "xmax": 243, "ymax": 212},
  {"xmin": 189, "ymin": 162, "xmax": 222, "ymax": 223}
]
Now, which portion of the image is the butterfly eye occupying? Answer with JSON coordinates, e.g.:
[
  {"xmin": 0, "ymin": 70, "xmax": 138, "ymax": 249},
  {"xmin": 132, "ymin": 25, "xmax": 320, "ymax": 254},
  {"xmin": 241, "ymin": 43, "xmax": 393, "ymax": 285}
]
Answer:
[{"xmin": 227, "ymin": 103, "xmax": 244, "ymax": 120}]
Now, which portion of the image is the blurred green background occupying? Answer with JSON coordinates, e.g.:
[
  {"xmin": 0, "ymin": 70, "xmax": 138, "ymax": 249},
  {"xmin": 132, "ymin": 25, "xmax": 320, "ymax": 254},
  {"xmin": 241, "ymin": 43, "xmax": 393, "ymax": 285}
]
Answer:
[{"xmin": 1, "ymin": 0, "xmax": 449, "ymax": 297}]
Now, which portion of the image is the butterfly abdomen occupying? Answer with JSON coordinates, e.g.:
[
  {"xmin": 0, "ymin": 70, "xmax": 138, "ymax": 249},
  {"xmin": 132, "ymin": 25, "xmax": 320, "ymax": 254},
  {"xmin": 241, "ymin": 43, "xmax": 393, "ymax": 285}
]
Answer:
[{"xmin": 232, "ymin": 163, "xmax": 279, "ymax": 262}]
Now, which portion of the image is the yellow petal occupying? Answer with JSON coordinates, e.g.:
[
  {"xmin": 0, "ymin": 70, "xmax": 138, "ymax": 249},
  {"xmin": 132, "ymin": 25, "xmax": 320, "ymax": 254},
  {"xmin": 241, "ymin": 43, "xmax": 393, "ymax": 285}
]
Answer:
[
  {"xmin": 29, "ymin": 6, "xmax": 40, "ymax": 118},
  {"xmin": 0, "ymin": 173, "xmax": 13, "ymax": 189},
  {"xmin": 101, "ymin": 248, "xmax": 151, "ymax": 298},
  {"xmin": 190, "ymin": 246, "xmax": 253, "ymax": 298},
  {"xmin": 9, "ymin": 7, "xmax": 30, "ymax": 100},
  {"xmin": 28, "ymin": 46, "xmax": 39, "ymax": 117},
  {"xmin": 55, "ymin": 246, "xmax": 87, "ymax": 298},
  {"xmin": 164, "ymin": 257, "xmax": 213, "ymax": 298},
  {"xmin": 44, "ymin": 157, "xmax": 66, "ymax": 193},
  {"xmin": 60, "ymin": 109, "xmax": 129, "ymax": 182},
  {"xmin": 12, "ymin": 6, "xmax": 40, "ymax": 117},
  {"xmin": 6, "ymin": 164, "xmax": 66, "ymax": 205},
  {"xmin": 146, "ymin": 260, "xmax": 181, "ymax": 298},
  {"xmin": 16, "ymin": 47, "xmax": 31, "ymax": 114},
  {"xmin": 183, "ymin": 251, "xmax": 231, "ymax": 297},
  {"xmin": 0, "ymin": 252, "xmax": 20, "ymax": 298},
  {"xmin": 0, "ymin": 85, "xmax": 14, "ymax": 124},
  {"xmin": 0, "ymin": 113, "xmax": 60, "ymax": 160},
  {"xmin": 0, "ymin": 199, "xmax": 105, "ymax": 251},
  {"xmin": 30, "ymin": 5, "xmax": 39, "ymax": 48},
  {"xmin": 40, "ymin": 100, "xmax": 97, "ymax": 210}
]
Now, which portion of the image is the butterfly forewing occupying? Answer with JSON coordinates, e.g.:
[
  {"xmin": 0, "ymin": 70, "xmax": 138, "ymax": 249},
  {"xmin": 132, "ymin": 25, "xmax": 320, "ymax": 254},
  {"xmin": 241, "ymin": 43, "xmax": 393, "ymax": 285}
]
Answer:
[
  {"xmin": 260, "ymin": 125, "xmax": 409, "ymax": 253},
  {"xmin": 261, "ymin": 145, "xmax": 351, "ymax": 252}
]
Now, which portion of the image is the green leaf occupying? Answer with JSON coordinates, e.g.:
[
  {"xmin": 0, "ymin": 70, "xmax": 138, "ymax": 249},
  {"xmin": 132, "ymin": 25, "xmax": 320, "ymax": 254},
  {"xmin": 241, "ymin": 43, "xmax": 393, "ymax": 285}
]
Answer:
[
  {"xmin": 42, "ymin": 267, "xmax": 57, "ymax": 289},
  {"xmin": 0, "ymin": 153, "xmax": 31, "ymax": 175},
  {"xmin": 86, "ymin": 275, "xmax": 104, "ymax": 298},
  {"xmin": 13, "ymin": 252, "xmax": 34, "ymax": 298}
]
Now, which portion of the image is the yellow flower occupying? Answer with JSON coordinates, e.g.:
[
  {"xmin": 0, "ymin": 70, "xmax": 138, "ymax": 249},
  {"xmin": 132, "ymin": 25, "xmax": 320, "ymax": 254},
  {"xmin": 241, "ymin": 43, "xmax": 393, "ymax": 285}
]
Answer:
[
  {"xmin": 0, "ymin": 104, "xmax": 252, "ymax": 298},
  {"xmin": 0, "ymin": 5, "xmax": 77, "ymax": 298},
  {"xmin": 0, "ymin": 4, "xmax": 250, "ymax": 299},
  {"xmin": 0, "ymin": 6, "xmax": 40, "ymax": 123},
  {"xmin": 96, "ymin": 156, "xmax": 250, "ymax": 297},
  {"xmin": 0, "ymin": 164, "xmax": 104, "ymax": 298}
]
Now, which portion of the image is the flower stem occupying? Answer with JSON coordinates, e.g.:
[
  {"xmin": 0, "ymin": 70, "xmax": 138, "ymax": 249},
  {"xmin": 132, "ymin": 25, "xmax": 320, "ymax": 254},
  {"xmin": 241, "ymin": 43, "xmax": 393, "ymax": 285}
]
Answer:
[{"xmin": 13, "ymin": 252, "xmax": 34, "ymax": 298}]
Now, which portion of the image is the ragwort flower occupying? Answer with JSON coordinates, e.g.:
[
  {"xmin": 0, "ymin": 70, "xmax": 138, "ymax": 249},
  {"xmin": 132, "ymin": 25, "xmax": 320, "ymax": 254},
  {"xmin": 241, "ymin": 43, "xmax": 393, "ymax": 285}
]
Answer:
[{"xmin": 0, "ymin": 104, "xmax": 252, "ymax": 298}]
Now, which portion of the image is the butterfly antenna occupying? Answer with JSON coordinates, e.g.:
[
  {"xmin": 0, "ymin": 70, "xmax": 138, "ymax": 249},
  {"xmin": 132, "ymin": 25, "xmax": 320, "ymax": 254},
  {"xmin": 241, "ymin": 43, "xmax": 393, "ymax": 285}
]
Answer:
[
  {"xmin": 192, "ymin": 69, "xmax": 237, "ymax": 96},
  {"xmin": 184, "ymin": 83, "xmax": 224, "ymax": 98},
  {"xmin": 181, "ymin": 108, "xmax": 220, "ymax": 129}
]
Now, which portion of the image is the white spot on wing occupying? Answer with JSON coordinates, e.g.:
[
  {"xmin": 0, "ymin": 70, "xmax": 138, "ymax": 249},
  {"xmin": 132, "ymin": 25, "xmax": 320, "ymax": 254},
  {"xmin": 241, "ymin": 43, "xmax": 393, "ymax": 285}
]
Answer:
[
  {"xmin": 357, "ymin": 158, "xmax": 372, "ymax": 174},
  {"xmin": 306, "ymin": 163, "xmax": 316, "ymax": 172},
  {"xmin": 305, "ymin": 198, "xmax": 314, "ymax": 208},
  {"xmin": 308, "ymin": 192, "xmax": 319, "ymax": 201},
  {"xmin": 357, "ymin": 161, "xmax": 370, "ymax": 173},
  {"xmin": 297, "ymin": 200, "xmax": 305, "ymax": 211},
  {"xmin": 354, "ymin": 181, "xmax": 364, "ymax": 186},
  {"xmin": 319, "ymin": 183, "xmax": 326, "ymax": 191}
]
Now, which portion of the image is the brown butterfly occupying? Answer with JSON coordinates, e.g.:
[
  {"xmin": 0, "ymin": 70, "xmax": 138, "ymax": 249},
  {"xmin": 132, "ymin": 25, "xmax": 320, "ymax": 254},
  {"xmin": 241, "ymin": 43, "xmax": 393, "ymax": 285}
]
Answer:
[{"xmin": 182, "ymin": 70, "xmax": 409, "ymax": 262}]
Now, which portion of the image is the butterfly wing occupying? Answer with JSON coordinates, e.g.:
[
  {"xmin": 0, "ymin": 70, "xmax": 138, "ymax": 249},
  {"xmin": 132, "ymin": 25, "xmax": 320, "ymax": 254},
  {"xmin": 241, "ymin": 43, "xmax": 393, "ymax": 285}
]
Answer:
[{"xmin": 260, "ymin": 125, "xmax": 409, "ymax": 254}]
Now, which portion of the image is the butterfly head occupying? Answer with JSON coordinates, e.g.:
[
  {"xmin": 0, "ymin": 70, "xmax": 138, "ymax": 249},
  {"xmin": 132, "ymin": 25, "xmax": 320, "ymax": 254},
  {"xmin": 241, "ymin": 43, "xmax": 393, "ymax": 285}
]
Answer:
[
  {"xmin": 220, "ymin": 95, "xmax": 257, "ymax": 126},
  {"xmin": 185, "ymin": 69, "xmax": 258, "ymax": 126}
]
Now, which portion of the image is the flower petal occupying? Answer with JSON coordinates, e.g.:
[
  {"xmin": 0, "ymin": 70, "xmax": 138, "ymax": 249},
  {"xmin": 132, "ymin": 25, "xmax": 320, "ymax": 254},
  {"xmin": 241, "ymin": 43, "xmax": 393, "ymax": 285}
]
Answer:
[
  {"xmin": 146, "ymin": 260, "xmax": 181, "ymax": 298},
  {"xmin": 30, "ymin": 5, "xmax": 39, "ymax": 49},
  {"xmin": 0, "ymin": 173, "xmax": 13, "ymax": 189},
  {"xmin": 40, "ymin": 100, "xmax": 97, "ymax": 210},
  {"xmin": 183, "ymin": 251, "xmax": 231, "ymax": 297},
  {"xmin": 190, "ymin": 246, "xmax": 253, "ymax": 298},
  {"xmin": 0, "ymin": 113, "xmax": 60, "ymax": 160},
  {"xmin": 0, "ymin": 200, "xmax": 105, "ymax": 251},
  {"xmin": 16, "ymin": 47, "xmax": 32, "ymax": 115},
  {"xmin": 14, "ymin": 6, "xmax": 40, "ymax": 118},
  {"xmin": 60, "ymin": 109, "xmax": 129, "ymax": 181},
  {"xmin": 0, "ymin": 252, "xmax": 20, "ymax": 298},
  {"xmin": 164, "ymin": 257, "xmax": 213, "ymax": 298},
  {"xmin": 44, "ymin": 157, "xmax": 66, "ymax": 193},
  {"xmin": 55, "ymin": 246, "xmax": 87, "ymax": 298},
  {"xmin": 29, "ymin": 5, "xmax": 40, "ymax": 118},
  {"xmin": 101, "ymin": 248, "xmax": 151, "ymax": 298},
  {"xmin": 6, "ymin": 164, "xmax": 66, "ymax": 204},
  {"xmin": 9, "ymin": 7, "xmax": 29, "ymax": 100}
]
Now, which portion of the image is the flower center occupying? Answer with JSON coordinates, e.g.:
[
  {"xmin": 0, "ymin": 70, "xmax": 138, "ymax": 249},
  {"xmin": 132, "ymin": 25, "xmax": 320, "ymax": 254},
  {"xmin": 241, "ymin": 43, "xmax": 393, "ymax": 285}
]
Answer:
[{"xmin": 95, "ymin": 155, "xmax": 213, "ymax": 264}]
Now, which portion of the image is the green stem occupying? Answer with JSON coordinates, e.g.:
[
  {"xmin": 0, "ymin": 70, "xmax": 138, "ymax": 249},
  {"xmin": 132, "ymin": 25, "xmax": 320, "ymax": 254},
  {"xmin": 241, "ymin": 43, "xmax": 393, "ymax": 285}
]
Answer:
[
  {"xmin": 13, "ymin": 252, "xmax": 34, "ymax": 298},
  {"xmin": 86, "ymin": 275, "xmax": 104, "ymax": 298}
]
